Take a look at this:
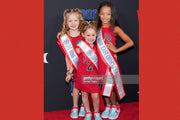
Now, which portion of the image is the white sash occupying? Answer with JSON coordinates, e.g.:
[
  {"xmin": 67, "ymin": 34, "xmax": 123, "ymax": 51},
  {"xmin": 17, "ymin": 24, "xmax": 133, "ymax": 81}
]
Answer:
[
  {"xmin": 97, "ymin": 27, "xmax": 125, "ymax": 100},
  {"xmin": 77, "ymin": 40, "xmax": 98, "ymax": 71},
  {"xmin": 57, "ymin": 34, "xmax": 79, "ymax": 70}
]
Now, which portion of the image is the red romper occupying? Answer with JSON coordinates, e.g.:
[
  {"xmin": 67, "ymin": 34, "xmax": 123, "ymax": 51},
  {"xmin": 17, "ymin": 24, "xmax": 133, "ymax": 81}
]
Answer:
[{"xmin": 75, "ymin": 43, "xmax": 100, "ymax": 93}]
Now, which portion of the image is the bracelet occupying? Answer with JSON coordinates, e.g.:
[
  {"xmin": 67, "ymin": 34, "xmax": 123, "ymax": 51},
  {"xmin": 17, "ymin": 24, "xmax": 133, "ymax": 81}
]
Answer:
[
  {"xmin": 68, "ymin": 72, "xmax": 74, "ymax": 75},
  {"xmin": 68, "ymin": 72, "xmax": 74, "ymax": 79}
]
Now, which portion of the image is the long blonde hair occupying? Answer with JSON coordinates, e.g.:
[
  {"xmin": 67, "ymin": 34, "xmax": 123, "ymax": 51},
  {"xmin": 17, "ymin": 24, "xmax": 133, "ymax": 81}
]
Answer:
[{"xmin": 60, "ymin": 8, "xmax": 84, "ymax": 36}]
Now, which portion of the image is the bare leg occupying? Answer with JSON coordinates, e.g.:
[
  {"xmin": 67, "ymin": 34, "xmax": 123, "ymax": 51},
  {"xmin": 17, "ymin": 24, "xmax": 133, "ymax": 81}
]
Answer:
[
  {"xmin": 91, "ymin": 93, "xmax": 100, "ymax": 112},
  {"xmin": 81, "ymin": 91, "xmax": 90, "ymax": 112},
  {"xmin": 110, "ymin": 91, "xmax": 117, "ymax": 105},
  {"xmin": 104, "ymin": 96, "xmax": 111, "ymax": 105},
  {"xmin": 72, "ymin": 87, "xmax": 79, "ymax": 107}
]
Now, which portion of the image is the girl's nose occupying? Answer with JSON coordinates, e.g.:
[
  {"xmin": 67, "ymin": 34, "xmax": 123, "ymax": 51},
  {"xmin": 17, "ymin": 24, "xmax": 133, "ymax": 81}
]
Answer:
[{"xmin": 104, "ymin": 14, "xmax": 107, "ymax": 17}]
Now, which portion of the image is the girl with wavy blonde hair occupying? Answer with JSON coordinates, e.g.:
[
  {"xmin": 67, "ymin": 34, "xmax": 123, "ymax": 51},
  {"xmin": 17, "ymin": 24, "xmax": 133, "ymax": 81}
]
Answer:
[
  {"xmin": 57, "ymin": 8, "xmax": 84, "ymax": 38},
  {"xmin": 56, "ymin": 8, "xmax": 86, "ymax": 119}
]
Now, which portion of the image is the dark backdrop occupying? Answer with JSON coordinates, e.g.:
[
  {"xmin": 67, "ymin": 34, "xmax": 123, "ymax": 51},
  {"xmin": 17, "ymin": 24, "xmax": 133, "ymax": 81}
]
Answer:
[{"xmin": 44, "ymin": 0, "xmax": 139, "ymax": 112}]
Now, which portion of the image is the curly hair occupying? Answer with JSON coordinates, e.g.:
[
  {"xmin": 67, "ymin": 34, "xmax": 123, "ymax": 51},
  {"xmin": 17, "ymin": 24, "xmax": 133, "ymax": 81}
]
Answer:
[{"xmin": 60, "ymin": 8, "xmax": 84, "ymax": 36}]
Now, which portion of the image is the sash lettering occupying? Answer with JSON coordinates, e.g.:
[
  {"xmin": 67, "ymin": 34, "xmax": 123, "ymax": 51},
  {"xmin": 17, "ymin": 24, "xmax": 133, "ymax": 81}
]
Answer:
[
  {"xmin": 57, "ymin": 34, "xmax": 79, "ymax": 70},
  {"xmin": 77, "ymin": 40, "xmax": 98, "ymax": 71},
  {"xmin": 97, "ymin": 27, "xmax": 125, "ymax": 100}
]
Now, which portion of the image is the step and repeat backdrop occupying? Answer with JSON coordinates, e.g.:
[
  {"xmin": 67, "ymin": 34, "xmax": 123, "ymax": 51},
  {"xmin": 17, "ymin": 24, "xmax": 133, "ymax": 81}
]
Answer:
[{"xmin": 44, "ymin": 0, "xmax": 139, "ymax": 112}]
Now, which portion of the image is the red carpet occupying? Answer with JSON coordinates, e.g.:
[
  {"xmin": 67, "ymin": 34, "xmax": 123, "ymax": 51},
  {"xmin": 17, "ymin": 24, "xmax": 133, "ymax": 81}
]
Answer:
[{"xmin": 44, "ymin": 102, "xmax": 138, "ymax": 120}]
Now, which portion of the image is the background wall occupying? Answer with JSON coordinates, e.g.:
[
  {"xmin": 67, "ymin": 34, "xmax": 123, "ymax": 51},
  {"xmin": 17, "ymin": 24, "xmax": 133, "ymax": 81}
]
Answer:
[{"xmin": 44, "ymin": 0, "xmax": 139, "ymax": 112}]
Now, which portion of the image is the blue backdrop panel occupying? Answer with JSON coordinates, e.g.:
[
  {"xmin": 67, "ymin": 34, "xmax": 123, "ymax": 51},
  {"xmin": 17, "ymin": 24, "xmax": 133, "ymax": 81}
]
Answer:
[{"xmin": 44, "ymin": 0, "xmax": 139, "ymax": 112}]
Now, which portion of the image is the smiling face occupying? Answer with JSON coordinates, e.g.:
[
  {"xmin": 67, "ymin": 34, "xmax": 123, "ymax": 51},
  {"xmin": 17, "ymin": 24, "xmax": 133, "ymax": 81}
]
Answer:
[
  {"xmin": 99, "ymin": 6, "xmax": 111, "ymax": 26},
  {"xmin": 66, "ymin": 13, "xmax": 80, "ymax": 31},
  {"xmin": 82, "ymin": 28, "xmax": 97, "ymax": 46}
]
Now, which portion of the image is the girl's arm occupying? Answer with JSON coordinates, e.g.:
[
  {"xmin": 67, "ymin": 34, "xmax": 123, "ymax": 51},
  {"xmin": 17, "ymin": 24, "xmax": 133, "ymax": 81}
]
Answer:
[
  {"xmin": 65, "ymin": 56, "xmax": 71, "ymax": 73},
  {"xmin": 106, "ymin": 26, "xmax": 134, "ymax": 53},
  {"xmin": 65, "ymin": 65, "xmax": 74, "ymax": 83},
  {"xmin": 65, "ymin": 48, "xmax": 81, "ymax": 83},
  {"xmin": 65, "ymin": 56, "xmax": 72, "ymax": 83}
]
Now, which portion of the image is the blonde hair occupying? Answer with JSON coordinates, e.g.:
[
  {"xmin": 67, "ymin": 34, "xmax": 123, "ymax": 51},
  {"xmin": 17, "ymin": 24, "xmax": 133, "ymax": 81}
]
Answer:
[
  {"xmin": 60, "ymin": 8, "xmax": 84, "ymax": 36},
  {"xmin": 81, "ymin": 20, "xmax": 98, "ymax": 33}
]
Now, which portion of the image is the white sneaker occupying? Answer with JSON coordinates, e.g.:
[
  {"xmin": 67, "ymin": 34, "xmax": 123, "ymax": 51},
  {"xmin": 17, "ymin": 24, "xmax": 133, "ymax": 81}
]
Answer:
[
  {"xmin": 94, "ymin": 111, "xmax": 102, "ymax": 120},
  {"xmin": 79, "ymin": 104, "xmax": 85, "ymax": 117},
  {"xmin": 108, "ymin": 105, "xmax": 120, "ymax": 119},
  {"xmin": 101, "ymin": 104, "xmax": 111, "ymax": 118},
  {"xmin": 70, "ymin": 106, "xmax": 79, "ymax": 119},
  {"xmin": 84, "ymin": 112, "xmax": 92, "ymax": 120}
]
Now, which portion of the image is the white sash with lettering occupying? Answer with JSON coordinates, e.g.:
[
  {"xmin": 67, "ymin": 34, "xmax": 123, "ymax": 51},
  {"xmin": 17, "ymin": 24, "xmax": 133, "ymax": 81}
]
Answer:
[
  {"xmin": 97, "ymin": 27, "xmax": 125, "ymax": 100},
  {"xmin": 57, "ymin": 33, "xmax": 79, "ymax": 70},
  {"xmin": 77, "ymin": 40, "xmax": 98, "ymax": 71}
]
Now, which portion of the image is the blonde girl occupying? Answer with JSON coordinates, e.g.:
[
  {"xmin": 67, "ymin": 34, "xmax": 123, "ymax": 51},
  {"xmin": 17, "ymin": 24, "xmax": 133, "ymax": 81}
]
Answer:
[{"xmin": 57, "ymin": 8, "xmax": 86, "ymax": 119}]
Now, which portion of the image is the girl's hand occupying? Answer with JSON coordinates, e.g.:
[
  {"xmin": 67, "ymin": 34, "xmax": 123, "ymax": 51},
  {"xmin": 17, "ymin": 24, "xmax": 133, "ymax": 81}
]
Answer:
[
  {"xmin": 66, "ymin": 70, "xmax": 70, "ymax": 76},
  {"xmin": 65, "ymin": 73, "xmax": 74, "ymax": 83},
  {"xmin": 57, "ymin": 32, "xmax": 62, "ymax": 39},
  {"xmin": 75, "ymin": 48, "xmax": 81, "ymax": 54},
  {"xmin": 106, "ymin": 42, "xmax": 118, "ymax": 53}
]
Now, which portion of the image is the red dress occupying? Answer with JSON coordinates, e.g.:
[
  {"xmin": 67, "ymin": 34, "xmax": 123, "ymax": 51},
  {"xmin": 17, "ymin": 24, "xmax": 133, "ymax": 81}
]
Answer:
[
  {"xmin": 70, "ymin": 35, "xmax": 83, "ymax": 47},
  {"xmin": 75, "ymin": 45, "xmax": 100, "ymax": 93},
  {"xmin": 98, "ymin": 26, "xmax": 117, "ymax": 75}
]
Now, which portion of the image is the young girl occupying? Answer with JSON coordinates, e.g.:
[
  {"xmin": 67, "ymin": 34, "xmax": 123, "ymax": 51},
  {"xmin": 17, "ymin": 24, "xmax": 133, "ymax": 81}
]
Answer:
[
  {"xmin": 56, "ymin": 8, "xmax": 85, "ymax": 118},
  {"xmin": 66, "ymin": 21, "xmax": 102, "ymax": 120},
  {"xmin": 96, "ymin": 1, "xmax": 134, "ymax": 119}
]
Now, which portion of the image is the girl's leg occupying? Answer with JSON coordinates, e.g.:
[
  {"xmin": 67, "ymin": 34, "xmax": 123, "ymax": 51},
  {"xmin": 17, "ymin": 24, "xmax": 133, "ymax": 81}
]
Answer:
[
  {"xmin": 104, "ymin": 96, "xmax": 111, "ymax": 105},
  {"xmin": 108, "ymin": 90, "xmax": 120, "ymax": 119},
  {"xmin": 101, "ymin": 96, "xmax": 111, "ymax": 118},
  {"xmin": 72, "ymin": 87, "xmax": 79, "ymax": 107},
  {"xmin": 70, "ymin": 87, "xmax": 79, "ymax": 119},
  {"xmin": 91, "ymin": 93, "xmax": 101, "ymax": 120},
  {"xmin": 110, "ymin": 91, "xmax": 117, "ymax": 105},
  {"xmin": 91, "ymin": 93, "xmax": 100, "ymax": 112},
  {"xmin": 101, "ymin": 89, "xmax": 117, "ymax": 119},
  {"xmin": 81, "ymin": 91, "xmax": 90, "ymax": 112},
  {"xmin": 82, "ymin": 91, "xmax": 92, "ymax": 119}
]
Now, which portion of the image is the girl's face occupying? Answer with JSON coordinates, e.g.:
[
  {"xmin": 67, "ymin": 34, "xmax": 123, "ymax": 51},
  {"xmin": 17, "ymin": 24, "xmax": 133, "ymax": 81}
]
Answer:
[
  {"xmin": 99, "ymin": 6, "xmax": 111, "ymax": 25},
  {"xmin": 82, "ymin": 28, "xmax": 97, "ymax": 45},
  {"xmin": 66, "ymin": 13, "xmax": 80, "ymax": 31}
]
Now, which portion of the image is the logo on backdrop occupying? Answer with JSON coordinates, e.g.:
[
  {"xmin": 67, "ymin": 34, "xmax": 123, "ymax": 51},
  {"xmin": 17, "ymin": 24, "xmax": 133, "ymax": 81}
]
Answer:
[
  {"xmin": 44, "ymin": 52, "xmax": 48, "ymax": 64},
  {"xmin": 80, "ymin": 9, "xmax": 97, "ymax": 21}
]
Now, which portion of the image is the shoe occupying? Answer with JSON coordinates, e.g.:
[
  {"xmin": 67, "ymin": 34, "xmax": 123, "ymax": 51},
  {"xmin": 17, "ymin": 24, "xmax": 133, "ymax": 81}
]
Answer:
[
  {"xmin": 79, "ymin": 104, "xmax": 85, "ymax": 117},
  {"xmin": 94, "ymin": 111, "xmax": 102, "ymax": 120},
  {"xmin": 84, "ymin": 111, "xmax": 92, "ymax": 120},
  {"xmin": 70, "ymin": 106, "xmax": 78, "ymax": 119},
  {"xmin": 101, "ymin": 104, "xmax": 111, "ymax": 118},
  {"xmin": 108, "ymin": 104, "xmax": 120, "ymax": 119}
]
